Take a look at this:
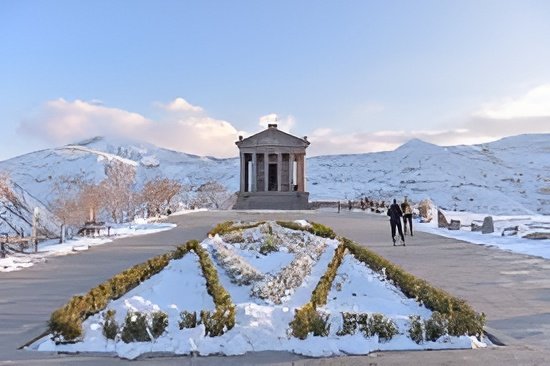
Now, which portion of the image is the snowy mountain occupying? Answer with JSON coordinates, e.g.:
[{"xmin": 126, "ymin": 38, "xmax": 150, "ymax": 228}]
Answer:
[
  {"xmin": 308, "ymin": 134, "xmax": 549, "ymax": 215},
  {"xmin": 0, "ymin": 134, "xmax": 547, "ymax": 216}
]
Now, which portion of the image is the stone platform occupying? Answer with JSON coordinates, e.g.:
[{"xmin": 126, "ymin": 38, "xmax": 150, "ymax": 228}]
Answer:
[{"xmin": 233, "ymin": 191, "xmax": 309, "ymax": 210}]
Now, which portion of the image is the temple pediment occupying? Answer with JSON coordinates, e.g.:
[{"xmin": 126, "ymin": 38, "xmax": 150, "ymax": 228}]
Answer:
[{"xmin": 236, "ymin": 125, "xmax": 309, "ymax": 149}]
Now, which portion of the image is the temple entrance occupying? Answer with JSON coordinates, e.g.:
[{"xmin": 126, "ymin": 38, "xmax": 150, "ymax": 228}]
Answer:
[{"xmin": 268, "ymin": 163, "xmax": 278, "ymax": 191}]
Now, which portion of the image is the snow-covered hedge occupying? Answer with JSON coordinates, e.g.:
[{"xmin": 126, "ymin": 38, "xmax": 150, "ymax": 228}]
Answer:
[
  {"xmin": 49, "ymin": 239, "xmax": 236, "ymax": 342},
  {"xmin": 342, "ymin": 238, "xmax": 485, "ymax": 338},
  {"xmin": 49, "ymin": 247, "xmax": 181, "ymax": 341}
]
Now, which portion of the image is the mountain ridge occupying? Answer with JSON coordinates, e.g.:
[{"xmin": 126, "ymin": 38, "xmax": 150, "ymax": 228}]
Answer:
[{"xmin": 0, "ymin": 133, "xmax": 548, "ymax": 217}]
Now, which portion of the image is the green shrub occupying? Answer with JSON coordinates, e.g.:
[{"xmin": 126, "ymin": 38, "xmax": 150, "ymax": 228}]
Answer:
[
  {"xmin": 200, "ymin": 308, "xmax": 234, "ymax": 337},
  {"xmin": 276, "ymin": 220, "xmax": 337, "ymax": 239},
  {"xmin": 336, "ymin": 312, "xmax": 358, "ymax": 336},
  {"xmin": 357, "ymin": 313, "xmax": 369, "ymax": 336},
  {"xmin": 208, "ymin": 221, "xmax": 235, "ymax": 236},
  {"xmin": 288, "ymin": 303, "xmax": 317, "ymax": 340},
  {"xmin": 259, "ymin": 234, "xmax": 278, "ymax": 255},
  {"xmin": 151, "ymin": 311, "xmax": 168, "ymax": 338},
  {"xmin": 310, "ymin": 244, "xmax": 346, "ymax": 307},
  {"xmin": 368, "ymin": 313, "xmax": 398, "ymax": 341},
  {"xmin": 408, "ymin": 315, "xmax": 424, "ymax": 344},
  {"xmin": 102, "ymin": 309, "xmax": 118, "ymax": 340},
  {"xmin": 179, "ymin": 311, "xmax": 198, "ymax": 329},
  {"xmin": 310, "ymin": 311, "xmax": 331, "ymax": 337},
  {"xmin": 425, "ymin": 311, "xmax": 448, "ymax": 341},
  {"xmin": 308, "ymin": 222, "xmax": 336, "ymax": 239},
  {"xmin": 121, "ymin": 311, "xmax": 150, "ymax": 343},
  {"xmin": 192, "ymin": 240, "xmax": 235, "ymax": 336}
]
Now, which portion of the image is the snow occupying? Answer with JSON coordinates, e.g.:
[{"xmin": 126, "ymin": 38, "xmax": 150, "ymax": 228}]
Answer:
[
  {"xmin": 0, "ymin": 134, "xmax": 547, "ymax": 217},
  {"xmin": 417, "ymin": 210, "xmax": 550, "ymax": 259},
  {"xmin": 30, "ymin": 221, "xmax": 483, "ymax": 359},
  {"xmin": 0, "ymin": 220, "xmax": 176, "ymax": 273}
]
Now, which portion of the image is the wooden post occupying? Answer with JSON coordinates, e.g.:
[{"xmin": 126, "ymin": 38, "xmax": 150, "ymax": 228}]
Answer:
[{"xmin": 32, "ymin": 207, "xmax": 38, "ymax": 253}]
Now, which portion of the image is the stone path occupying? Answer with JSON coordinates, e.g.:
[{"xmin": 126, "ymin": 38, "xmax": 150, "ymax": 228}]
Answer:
[{"xmin": 1, "ymin": 210, "xmax": 549, "ymax": 365}]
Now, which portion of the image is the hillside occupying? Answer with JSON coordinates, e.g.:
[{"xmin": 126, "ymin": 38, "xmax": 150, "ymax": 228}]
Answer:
[{"xmin": 0, "ymin": 134, "xmax": 547, "ymax": 216}]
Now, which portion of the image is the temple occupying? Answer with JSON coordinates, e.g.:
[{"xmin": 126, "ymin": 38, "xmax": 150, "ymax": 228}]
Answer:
[{"xmin": 233, "ymin": 123, "xmax": 310, "ymax": 210}]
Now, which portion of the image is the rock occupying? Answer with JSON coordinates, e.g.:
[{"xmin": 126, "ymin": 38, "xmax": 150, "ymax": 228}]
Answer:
[
  {"xmin": 501, "ymin": 226, "xmax": 519, "ymax": 237},
  {"xmin": 481, "ymin": 216, "xmax": 494, "ymax": 234},
  {"xmin": 471, "ymin": 222, "xmax": 482, "ymax": 232},
  {"xmin": 523, "ymin": 232, "xmax": 550, "ymax": 240},
  {"xmin": 448, "ymin": 220, "xmax": 461, "ymax": 230},
  {"xmin": 438, "ymin": 210, "xmax": 449, "ymax": 228}
]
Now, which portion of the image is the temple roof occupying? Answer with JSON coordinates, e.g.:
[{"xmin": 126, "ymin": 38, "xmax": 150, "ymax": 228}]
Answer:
[{"xmin": 235, "ymin": 124, "xmax": 310, "ymax": 149}]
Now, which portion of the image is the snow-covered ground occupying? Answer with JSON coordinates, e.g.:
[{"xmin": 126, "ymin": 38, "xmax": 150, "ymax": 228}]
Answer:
[
  {"xmin": 417, "ymin": 209, "xmax": 550, "ymax": 259},
  {"xmin": 30, "ymin": 221, "xmax": 484, "ymax": 359},
  {"xmin": 0, "ymin": 219, "xmax": 176, "ymax": 273}
]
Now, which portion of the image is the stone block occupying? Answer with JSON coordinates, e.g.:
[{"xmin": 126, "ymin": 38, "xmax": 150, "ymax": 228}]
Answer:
[
  {"xmin": 448, "ymin": 219, "xmax": 461, "ymax": 230},
  {"xmin": 481, "ymin": 216, "xmax": 494, "ymax": 234}
]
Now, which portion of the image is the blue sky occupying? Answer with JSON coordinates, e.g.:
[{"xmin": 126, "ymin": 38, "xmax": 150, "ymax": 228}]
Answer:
[{"xmin": 1, "ymin": 0, "xmax": 550, "ymax": 159}]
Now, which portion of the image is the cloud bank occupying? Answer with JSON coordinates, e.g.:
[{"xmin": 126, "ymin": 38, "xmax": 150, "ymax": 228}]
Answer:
[
  {"xmin": 18, "ymin": 85, "xmax": 550, "ymax": 158},
  {"xmin": 19, "ymin": 98, "xmax": 241, "ymax": 158}
]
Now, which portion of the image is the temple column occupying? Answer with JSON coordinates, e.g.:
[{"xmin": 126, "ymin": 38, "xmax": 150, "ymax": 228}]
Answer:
[
  {"xmin": 296, "ymin": 154, "xmax": 303, "ymax": 192},
  {"xmin": 277, "ymin": 153, "xmax": 282, "ymax": 192},
  {"xmin": 303, "ymin": 153, "xmax": 307, "ymax": 192},
  {"xmin": 289, "ymin": 153, "xmax": 295, "ymax": 191},
  {"xmin": 251, "ymin": 152, "xmax": 257, "ymax": 192},
  {"xmin": 264, "ymin": 152, "xmax": 269, "ymax": 192},
  {"xmin": 240, "ymin": 152, "xmax": 245, "ymax": 192}
]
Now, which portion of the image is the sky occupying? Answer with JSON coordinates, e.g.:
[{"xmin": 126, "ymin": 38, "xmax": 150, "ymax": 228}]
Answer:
[{"xmin": 1, "ymin": 0, "xmax": 550, "ymax": 160}]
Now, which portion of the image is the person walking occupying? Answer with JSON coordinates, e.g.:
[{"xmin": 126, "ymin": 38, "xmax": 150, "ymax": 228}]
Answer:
[
  {"xmin": 401, "ymin": 197, "xmax": 413, "ymax": 236},
  {"xmin": 387, "ymin": 199, "xmax": 405, "ymax": 246}
]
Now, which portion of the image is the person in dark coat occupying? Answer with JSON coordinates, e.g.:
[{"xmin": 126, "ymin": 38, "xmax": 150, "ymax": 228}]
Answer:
[{"xmin": 387, "ymin": 199, "xmax": 405, "ymax": 246}]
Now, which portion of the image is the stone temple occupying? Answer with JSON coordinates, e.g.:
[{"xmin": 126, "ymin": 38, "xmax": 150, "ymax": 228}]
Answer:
[{"xmin": 233, "ymin": 124, "xmax": 310, "ymax": 210}]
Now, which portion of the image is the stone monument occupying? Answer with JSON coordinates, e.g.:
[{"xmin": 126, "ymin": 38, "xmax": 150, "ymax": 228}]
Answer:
[{"xmin": 233, "ymin": 124, "xmax": 310, "ymax": 210}]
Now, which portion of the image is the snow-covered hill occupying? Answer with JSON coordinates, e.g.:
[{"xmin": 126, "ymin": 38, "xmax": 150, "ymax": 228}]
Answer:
[
  {"xmin": 0, "ymin": 134, "xmax": 547, "ymax": 216},
  {"xmin": 0, "ymin": 179, "xmax": 61, "ymax": 237},
  {"xmin": 308, "ymin": 134, "xmax": 549, "ymax": 215}
]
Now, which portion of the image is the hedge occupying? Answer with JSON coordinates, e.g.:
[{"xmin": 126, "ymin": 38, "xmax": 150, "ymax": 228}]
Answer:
[
  {"xmin": 288, "ymin": 224, "xmax": 485, "ymax": 340},
  {"xmin": 276, "ymin": 220, "xmax": 337, "ymax": 239},
  {"xmin": 49, "ymin": 246, "xmax": 183, "ymax": 341},
  {"xmin": 208, "ymin": 221, "xmax": 265, "ymax": 237},
  {"xmin": 49, "ymin": 239, "xmax": 236, "ymax": 341},
  {"xmin": 342, "ymin": 238, "xmax": 485, "ymax": 337}
]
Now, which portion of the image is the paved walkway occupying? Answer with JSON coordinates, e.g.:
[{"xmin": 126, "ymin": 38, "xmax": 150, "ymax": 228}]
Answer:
[{"xmin": 1, "ymin": 210, "xmax": 549, "ymax": 365}]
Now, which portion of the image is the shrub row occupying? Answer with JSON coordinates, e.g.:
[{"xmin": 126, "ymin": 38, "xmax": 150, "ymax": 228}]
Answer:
[
  {"xmin": 208, "ymin": 221, "xmax": 265, "ymax": 237},
  {"xmin": 49, "ymin": 238, "xmax": 237, "ymax": 342},
  {"xmin": 289, "ymin": 243, "xmax": 346, "ymax": 339},
  {"xmin": 336, "ymin": 312, "xmax": 398, "ymax": 341},
  {"xmin": 48, "ymin": 245, "xmax": 189, "ymax": 341},
  {"xmin": 276, "ymin": 220, "xmax": 337, "ymax": 239},
  {"xmin": 186, "ymin": 240, "xmax": 236, "ymax": 336},
  {"xmin": 343, "ymin": 238, "xmax": 485, "ymax": 338}
]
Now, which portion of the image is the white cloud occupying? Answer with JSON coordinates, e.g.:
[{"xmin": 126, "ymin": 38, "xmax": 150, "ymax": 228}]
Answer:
[
  {"xmin": 19, "ymin": 98, "xmax": 239, "ymax": 158},
  {"xmin": 475, "ymin": 84, "xmax": 550, "ymax": 119},
  {"xmin": 258, "ymin": 113, "xmax": 295, "ymax": 133},
  {"xmin": 156, "ymin": 97, "xmax": 203, "ymax": 113}
]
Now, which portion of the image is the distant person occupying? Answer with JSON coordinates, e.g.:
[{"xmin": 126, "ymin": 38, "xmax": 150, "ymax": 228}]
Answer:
[
  {"xmin": 337, "ymin": 201, "xmax": 341, "ymax": 213},
  {"xmin": 387, "ymin": 199, "xmax": 405, "ymax": 246},
  {"xmin": 360, "ymin": 198, "xmax": 365, "ymax": 211},
  {"xmin": 348, "ymin": 200, "xmax": 352, "ymax": 211},
  {"xmin": 401, "ymin": 197, "xmax": 413, "ymax": 236}
]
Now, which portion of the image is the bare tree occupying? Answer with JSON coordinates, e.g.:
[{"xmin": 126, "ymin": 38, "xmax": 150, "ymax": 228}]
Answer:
[
  {"xmin": 139, "ymin": 177, "xmax": 183, "ymax": 217},
  {"xmin": 0, "ymin": 172, "xmax": 17, "ymax": 204},
  {"xmin": 100, "ymin": 161, "xmax": 137, "ymax": 223},
  {"xmin": 193, "ymin": 181, "xmax": 231, "ymax": 209}
]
